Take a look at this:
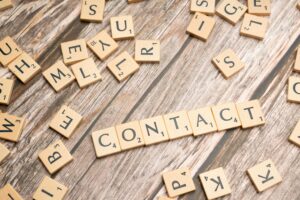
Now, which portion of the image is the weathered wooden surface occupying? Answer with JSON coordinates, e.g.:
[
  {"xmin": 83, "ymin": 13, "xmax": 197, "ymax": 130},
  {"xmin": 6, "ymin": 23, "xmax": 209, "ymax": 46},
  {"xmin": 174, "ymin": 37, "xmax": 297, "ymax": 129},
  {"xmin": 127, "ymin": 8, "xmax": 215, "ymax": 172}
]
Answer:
[{"xmin": 0, "ymin": 0, "xmax": 299, "ymax": 199}]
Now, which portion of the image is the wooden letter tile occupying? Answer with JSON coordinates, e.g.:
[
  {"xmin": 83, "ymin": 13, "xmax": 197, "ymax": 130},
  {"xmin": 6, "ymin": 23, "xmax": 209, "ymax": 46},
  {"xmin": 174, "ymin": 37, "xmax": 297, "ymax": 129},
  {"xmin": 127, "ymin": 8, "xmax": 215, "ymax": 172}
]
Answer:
[
  {"xmin": 39, "ymin": 140, "xmax": 73, "ymax": 174},
  {"xmin": 0, "ymin": 78, "xmax": 14, "ymax": 105},
  {"xmin": 139, "ymin": 115, "xmax": 169, "ymax": 145},
  {"xmin": 8, "ymin": 53, "xmax": 41, "ymax": 83},
  {"xmin": 0, "ymin": 184, "xmax": 24, "ymax": 200},
  {"xmin": 110, "ymin": 15, "xmax": 135, "ymax": 40},
  {"xmin": 162, "ymin": 168, "xmax": 195, "ymax": 197},
  {"xmin": 61, "ymin": 39, "xmax": 89, "ymax": 65},
  {"xmin": 87, "ymin": 30, "xmax": 118, "ymax": 60},
  {"xmin": 107, "ymin": 51, "xmax": 139, "ymax": 82},
  {"xmin": 115, "ymin": 121, "xmax": 145, "ymax": 150},
  {"xmin": 240, "ymin": 13, "xmax": 268, "ymax": 40},
  {"xmin": 188, "ymin": 106, "xmax": 217, "ymax": 136},
  {"xmin": 288, "ymin": 76, "xmax": 300, "ymax": 103},
  {"xmin": 289, "ymin": 120, "xmax": 300, "ymax": 147},
  {"xmin": 49, "ymin": 105, "xmax": 82, "ymax": 138},
  {"xmin": 0, "ymin": 113, "xmax": 25, "ymax": 142},
  {"xmin": 33, "ymin": 176, "xmax": 68, "ymax": 200},
  {"xmin": 293, "ymin": 47, "xmax": 300, "ymax": 72},
  {"xmin": 236, "ymin": 100, "xmax": 265, "ymax": 128},
  {"xmin": 71, "ymin": 58, "xmax": 102, "ymax": 88},
  {"xmin": 0, "ymin": 143, "xmax": 10, "ymax": 163},
  {"xmin": 190, "ymin": 0, "xmax": 215, "ymax": 15},
  {"xmin": 211, "ymin": 103, "xmax": 241, "ymax": 131},
  {"xmin": 247, "ymin": 159, "xmax": 282, "ymax": 192},
  {"xmin": 248, "ymin": 0, "xmax": 271, "ymax": 16},
  {"xmin": 216, "ymin": 0, "xmax": 247, "ymax": 25},
  {"xmin": 0, "ymin": 36, "xmax": 22, "ymax": 67},
  {"xmin": 186, "ymin": 12, "xmax": 215, "ymax": 42},
  {"xmin": 163, "ymin": 111, "xmax": 193, "ymax": 140},
  {"xmin": 92, "ymin": 127, "xmax": 121, "ymax": 158},
  {"xmin": 80, "ymin": 0, "xmax": 105, "ymax": 22},
  {"xmin": 43, "ymin": 61, "xmax": 75, "ymax": 92},
  {"xmin": 0, "ymin": 0, "xmax": 13, "ymax": 11},
  {"xmin": 212, "ymin": 48, "xmax": 244, "ymax": 79},
  {"xmin": 199, "ymin": 167, "xmax": 231, "ymax": 199},
  {"xmin": 135, "ymin": 40, "xmax": 160, "ymax": 63}
]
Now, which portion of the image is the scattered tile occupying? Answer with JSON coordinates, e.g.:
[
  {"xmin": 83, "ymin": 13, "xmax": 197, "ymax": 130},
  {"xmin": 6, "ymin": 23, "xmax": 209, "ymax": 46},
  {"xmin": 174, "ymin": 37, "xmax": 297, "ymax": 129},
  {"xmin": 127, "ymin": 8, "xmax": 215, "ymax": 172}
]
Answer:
[
  {"xmin": 287, "ymin": 76, "xmax": 300, "ymax": 103},
  {"xmin": 0, "ymin": 78, "xmax": 14, "ymax": 105},
  {"xmin": 135, "ymin": 40, "xmax": 160, "ymax": 63},
  {"xmin": 212, "ymin": 103, "xmax": 241, "ymax": 131},
  {"xmin": 0, "ymin": 184, "xmax": 24, "ymax": 200},
  {"xmin": 236, "ymin": 100, "xmax": 265, "ymax": 128},
  {"xmin": 248, "ymin": 0, "xmax": 271, "ymax": 16},
  {"xmin": 190, "ymin": 0, "xmax": 215, "ymax": 15},
  {"xmin": 240, "ymin": 13, "xmax": 268, "ymax": 40},
  {"xmin": 0, "ymin": 36, "xmax": 22, "ymax": 67},
  {"xmin": 216, "ymin": 0, "xmax": 247, "ymax": 25},
  {"xmin": 61, "ymin": 39, "xmax": 89, "ymax": 65},
  {"xmin": 110, "ymin": 15, "xmax": 135, "ymax": 40},
  {"xmin": 0, "ymin": 113, "xmax": 25, "ymax": 142},
  {"xmin": 0, "ymin": 143, "xmax": 10, "ymax": 163},
  {"xmin": 80, "ymin": 0, "xmax": 105, "ymax": 22},
  {"xmin": 293, "ymin": 47, "xmax": 300, "ymax": 72},
  {"xmin": 289, "ymin": 120, "xmax": 300, "ymax": 147}
]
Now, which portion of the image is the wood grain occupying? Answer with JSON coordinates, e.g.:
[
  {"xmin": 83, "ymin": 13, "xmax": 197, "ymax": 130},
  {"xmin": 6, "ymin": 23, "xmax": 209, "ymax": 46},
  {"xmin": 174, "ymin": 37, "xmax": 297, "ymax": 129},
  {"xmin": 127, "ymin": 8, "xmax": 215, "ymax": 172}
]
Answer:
[{"xmin": 0, "ymin": 0, "xmax": 299, "ymax": 199}]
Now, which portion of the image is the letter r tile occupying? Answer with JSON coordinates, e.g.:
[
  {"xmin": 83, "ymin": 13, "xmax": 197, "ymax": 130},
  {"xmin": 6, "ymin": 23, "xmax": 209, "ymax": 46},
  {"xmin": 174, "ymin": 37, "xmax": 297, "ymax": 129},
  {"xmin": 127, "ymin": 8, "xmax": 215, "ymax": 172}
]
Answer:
[
  {"xmin": 162, "ymin": 167, "xmax": 195, "ymax": 198},
  {"xmin": 199, "ymin": 167, "xmax": 231, "ymax": 199},
  {"xmin": 38, "ymin": 140, "xmax": 73, "ymax": 174},
  {"xmin": 247, "ymin": 159, "xmax": 282, "ymax": 192}
]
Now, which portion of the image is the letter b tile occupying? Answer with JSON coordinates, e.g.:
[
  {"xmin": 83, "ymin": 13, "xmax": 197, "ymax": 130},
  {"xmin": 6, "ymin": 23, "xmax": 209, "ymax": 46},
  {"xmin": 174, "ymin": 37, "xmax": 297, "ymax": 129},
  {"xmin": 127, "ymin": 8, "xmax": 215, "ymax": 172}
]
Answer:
[
  {"xmin": 162, "ymin": 168, "xmax": 195, "ymax": 198},
  {"xmin": 39, "ymin": 140, "xmax": 73, "ymax": 174}
]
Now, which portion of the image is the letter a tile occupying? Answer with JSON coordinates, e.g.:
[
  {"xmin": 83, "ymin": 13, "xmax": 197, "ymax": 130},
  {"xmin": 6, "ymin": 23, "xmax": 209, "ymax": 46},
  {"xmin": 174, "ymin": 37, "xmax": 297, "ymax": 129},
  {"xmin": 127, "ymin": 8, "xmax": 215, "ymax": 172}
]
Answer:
[
  {"xmin": 92, "ymin": 127, "xmax": 121, "ymax": 158},
  {"xmin": 199, "ymin": 167, "xmax": 231, "ymax": 199},
  {"xmin": 247, "ymin": 159, "xmax": 282, "ymax": 192},
  {"xmin": 236, "ymin": 100, "xmax": 265, "ymax": 128},
  {"xmin": 0, "ymin": 184, "xmax": 24, "ymax": 200},
  {"xmin": 163, "ymin": 111, "xmax": 193, "ymax": 140},
  {"xmin": 33, "ymin": 176, "xmax": 68, "ymax": 200},
  {"xmin": 289, "ymin": 120, "xmax": 300, "ymax": 147},
  {"xmin": 0, "ymin": 143, "xmax": 10, "ymax": 163},
  {"xmin": 49, "ymin": 105, "xmax": 82, "ymax": 138},
  {"xmin": 211, "ymin": 103, "xmax": 241, "ymax": 131},
  {"xmin": 0, "ymin": 113, "xmax": 25, "ymax": 142},
  {"xmin": 43, "ymin": 61, "xmax": 75, "ymax": 92},
  {"xmin": 39, "ymin": 140, "xmax": 73, "ymax": 174},
  {"xmin": 0, "ymin": 36, "xmax": 22, "ymax": 67},
  {"xmin": 287, "ymin": 76, "xmax": 300, "ymax": 103},
  {"xmin": 0, "ymin": 78, "xmax": 14, "ymax": 105},
  {"xmin": 162, "ymin": 168, "xmax": 195, "ymax": 198},
  {"xmin": 115, "ymin": 121, "xmax": 145, "ymax": 150}
]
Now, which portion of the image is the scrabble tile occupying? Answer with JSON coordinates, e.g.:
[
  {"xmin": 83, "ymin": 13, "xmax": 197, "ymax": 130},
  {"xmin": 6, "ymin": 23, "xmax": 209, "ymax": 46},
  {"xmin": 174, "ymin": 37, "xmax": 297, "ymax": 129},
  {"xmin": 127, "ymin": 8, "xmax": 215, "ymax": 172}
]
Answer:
[
  {"xmin": 0, "ymin": 78, "xmax": 14, "ymax": 105},
  {"xmin": 71, "ymin": 58, "xmax": 102, "ymax": 88},
  {"xmin": 110, "ymin": 15, "xmax": 135, "ymax": 40},
  {"xmin": 199, "ymin": 167, "xmax": 231, "ymax": 199},
  {"xmin": 115, "ymin": 121, "xmax": 145, "ymax": 150},
  {"xmin": 293, "ymin": 47, "xmax": 300, "ymax": 72},
  {"xmin": 0, "ymin": 184, "xmax": 24, "ymax": 200},
  {"xmin": 80, "ymin": 0, "xmax": 105, "ymax": 22},
  {"xmin": 163, "ymin": 111, "xmax": 193, "ymax": 140},
  {"xmin": 0, "ymin": 113, "xmax": 25, "ymax": 142},
  {"xmin": 107, "ymin": 51, "xmax": 139, "ymax": 82},
  {"xmin": 212, "ymin": 49, "xmax": 244, "ymax": 79},
  {"xmin": 162, "ymin": 168, "xmax": 195, "ymax": 198},
  {"xmin": 186, "ymin": 12, "xmax": 215, "ymax": 42},
  {"xmin": 135, "ymin": 40, "xmax": 160, "ymax": 63},
  {"xmin": 289, "ymin": 120, "xmax": 300, "ymax": 147},
  {"xmin": 190, "ymin": 0, "xmax": 215, "ymax": 15},
  {"xmin": 211, "ymin": 103, "xmax": 241, "ymax": 131},
  {"xmin": 0, "ymin": 143, "xmax": 10, "ymax": 163},
  {"xmin": 0, "ymin": 0, "xmax": 13, "ymax": 11},
  {"xmin": 139, "ymin": 116, "xmax": 169, "ymax": 145},
  {"xmin": 49, "ymin": 105, "xmax": 82, "ymax": 138},
  {"xmin": 216, "ymin": 0, "xmax": 247, "ymax": 25},
  {"xmin": 39, "ymin": 140, "xmax": 73, "ymax": 174},
  {"xmin": 61, "ymin": 39, "xmax": 89, "ymax": 65},
  {"xmin": 287, "ymin": 76, "xmax": 300, "ymax": 103},
  {"xmin": 92, "ymin": 127, "xmax": 121, "ymax": 158},
  {"xmin": 240, "ymin": 13, "xmax": 268, "ymax": 40},
  {"xmin": 248, "ymin": 0, "xmax": 271, "ymax": 16},
  {"xmin": 0, "ymin": 36, "xmax": 22, "ymax": 67},
  {"xmin": 87, "ymin": 30, "xmax": 118, "ymax": 60},
  {"xmin": 158, "ymin": 197, "xmax": 175, "ymax": 200},
  {"xmin": 247, "ymin": 159, "xmax": 282, "ymax": 192},
  {"xmin": 33, "ymin": 176, "xmax": 68, "ymax": 200},
  {"xmin": 236, "ymin": 100, "xmax": 265, "ymax": 128},
  {"xmin": 43, "ymin": 61, "xmax": 75, "ymax": 92},
  {"xmin": 8, "ymin": 53, "xmax": 41, "ymax": 84},
  {"xmin": 187, "ymin": 107, "xmax": 217, "ymax": 136}
]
